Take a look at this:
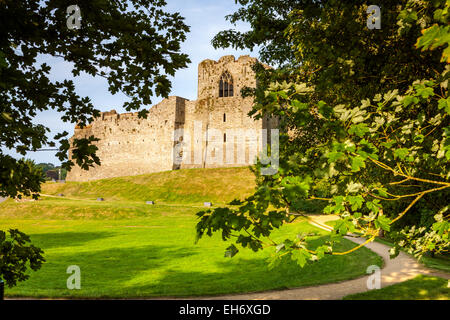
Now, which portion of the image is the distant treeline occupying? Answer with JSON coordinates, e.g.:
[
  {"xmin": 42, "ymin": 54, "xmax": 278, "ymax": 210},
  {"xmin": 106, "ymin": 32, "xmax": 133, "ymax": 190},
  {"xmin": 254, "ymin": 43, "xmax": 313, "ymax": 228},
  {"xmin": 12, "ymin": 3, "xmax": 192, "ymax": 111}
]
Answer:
[{"xmin": 36, "ymin": 163, "xmax": 67, "ymax": 181}]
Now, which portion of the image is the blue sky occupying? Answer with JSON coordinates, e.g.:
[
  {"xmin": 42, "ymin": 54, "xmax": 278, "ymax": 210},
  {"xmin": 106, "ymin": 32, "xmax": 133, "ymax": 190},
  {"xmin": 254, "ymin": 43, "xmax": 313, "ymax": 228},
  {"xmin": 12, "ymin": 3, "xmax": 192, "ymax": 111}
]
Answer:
[{"xmin": 3, "ymin": 1, "xmax": 258, "ymax": 165}]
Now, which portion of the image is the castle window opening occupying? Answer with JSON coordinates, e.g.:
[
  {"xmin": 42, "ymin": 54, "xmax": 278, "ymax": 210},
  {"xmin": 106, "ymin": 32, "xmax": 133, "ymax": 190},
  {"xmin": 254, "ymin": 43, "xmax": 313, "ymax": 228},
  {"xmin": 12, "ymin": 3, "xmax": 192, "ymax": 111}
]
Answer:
[
  {"xmin": 224, "ymin": 133, "xmax": 226, "ymax": 142},
  {"xmin": 223, "ymin": 113, "xmax": 226, "ymax": 122},
  {"xmin": 219, "ymin": 71, "xmax": 233, "ymax": 97}
]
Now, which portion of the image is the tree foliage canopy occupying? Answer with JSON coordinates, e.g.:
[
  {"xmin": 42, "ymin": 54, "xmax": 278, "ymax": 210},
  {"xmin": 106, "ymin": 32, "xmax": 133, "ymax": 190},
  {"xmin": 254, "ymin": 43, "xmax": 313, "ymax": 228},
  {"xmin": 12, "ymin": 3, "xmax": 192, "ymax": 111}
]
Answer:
[
  {"xmin": 0, "ymin": 229, "xmax": 45, "ymax": 288},
  {"xmin": 1, "ymin": 0, "xmax": 190, "ymax": 199},
  {"xmin": 197, "ymin": 0, "xmax": 450, "ymax": 266},
  {"xmin": 0, "ymin": 0, "xmax": 190, "ymax": 286}
]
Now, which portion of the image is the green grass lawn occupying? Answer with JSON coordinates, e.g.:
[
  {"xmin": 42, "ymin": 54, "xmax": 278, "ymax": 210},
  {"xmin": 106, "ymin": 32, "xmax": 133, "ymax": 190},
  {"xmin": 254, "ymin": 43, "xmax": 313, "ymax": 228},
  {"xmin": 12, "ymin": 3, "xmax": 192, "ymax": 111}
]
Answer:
[
  {"xmin": 343, "ymin": 275, "xmax": 449, "ymax": 300},
  {"xmin": 0, "ymin": 195, "xmax": 382, "ymax": 298}
]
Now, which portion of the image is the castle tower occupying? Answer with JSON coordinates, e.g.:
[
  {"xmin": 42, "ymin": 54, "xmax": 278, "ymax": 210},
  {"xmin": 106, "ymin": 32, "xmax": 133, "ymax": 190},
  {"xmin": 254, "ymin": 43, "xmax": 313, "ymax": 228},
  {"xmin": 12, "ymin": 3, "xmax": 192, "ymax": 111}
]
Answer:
[
  {"xmin": 179, "ymin": 55, "xmax": 264, "ymax": 169},
  {"xmin": 197, "ymin": 55, "xmax": 257, "ymax": 100}
]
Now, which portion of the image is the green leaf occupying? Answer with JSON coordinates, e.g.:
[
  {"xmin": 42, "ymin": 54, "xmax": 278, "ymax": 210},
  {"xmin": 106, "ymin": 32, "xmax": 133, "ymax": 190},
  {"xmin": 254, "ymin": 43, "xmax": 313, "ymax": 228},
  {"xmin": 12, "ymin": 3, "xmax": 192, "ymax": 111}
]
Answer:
[
  {"xmin": 351, "ymin": 155, "xmax": 366, "ymax": 172},
  {"xmin": 291, "ymin": 99, "xmax": 309, "ymax": 112},
  {"xmin": 381, "ymin": 141, "xmax": 395, "ymax": 148},
  {"xmin": 375, "ymin": 215, "xmax": 391, "ymax": 232},
  {"xmin": 347, "ymin": 195, "xmax": 364, "ymax": 211},
  {"xmin": 416, "ymin": 24, "xmax": 450, "ymax": 62},
  {"xmin": 327, "ymin": 151, "xmax": 345, "ymax": 163},
  {"xmin": 376, "ymin": 187, "xmax": 388, "ymax": 197},
  {"xmin": 291, "ymin": 249, "xmax": 311, "ymax": 268},
  {"xmin": 402, "ymin": 95, "xmax": 419, "ymax": 107},
  {"xmin": 438, "ymin": 97, "xmax": 450, "ymax": 115},
  {"xmin": 348, "ymin": 123, "xmax": 369, "ymax": 137},
  {"xmin": 315, "ymin": 245, "xmax": 331, "ymax": 259},
  {"xmin": 277, "ymin": 90, "xmax": 288, "ymax": 99},
  {"xmin": 416, "ymin": 87, "xmax": 434, "ymax": 99},
  {"xmin": 432, "ymin": 221, "xmax": 449, "ymax": 237},
  {"xmin": 334, "ymin": 219, "xmax": 353, "ymax": 235},
  {"xmin": 394, "ymin": 148, "xmax": 409, "ymax": 160},
  {"xmin": 366, "ymin": 200, "xmax": 381, "ymax": 213}
]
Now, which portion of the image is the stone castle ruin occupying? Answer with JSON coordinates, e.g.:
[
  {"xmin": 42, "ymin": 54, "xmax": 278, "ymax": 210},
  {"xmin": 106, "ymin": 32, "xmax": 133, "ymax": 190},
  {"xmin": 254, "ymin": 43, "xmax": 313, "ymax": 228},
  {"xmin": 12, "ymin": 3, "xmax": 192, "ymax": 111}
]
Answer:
[{"xmin": 66, "ymin": 55, "xmax": 278, "ymax": 182}]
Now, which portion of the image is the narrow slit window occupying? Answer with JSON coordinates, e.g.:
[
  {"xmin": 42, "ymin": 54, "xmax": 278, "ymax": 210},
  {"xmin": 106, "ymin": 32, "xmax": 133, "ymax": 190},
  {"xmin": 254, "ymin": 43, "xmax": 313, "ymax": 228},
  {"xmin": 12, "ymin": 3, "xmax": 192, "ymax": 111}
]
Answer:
[
  {"xmin": 219, "ymin": 79, "xmax": 224, "ymax": 97},
  {"xmin": 224, "ymin": 133, "xmax": 227, "ymax": 142},
  {"xmin": 219, "ymin": 71, "xmax": 233, "ymax": 97},
  {"xmin": 223, "ymin": 113, "xmax": 226, "ymax": 122}
]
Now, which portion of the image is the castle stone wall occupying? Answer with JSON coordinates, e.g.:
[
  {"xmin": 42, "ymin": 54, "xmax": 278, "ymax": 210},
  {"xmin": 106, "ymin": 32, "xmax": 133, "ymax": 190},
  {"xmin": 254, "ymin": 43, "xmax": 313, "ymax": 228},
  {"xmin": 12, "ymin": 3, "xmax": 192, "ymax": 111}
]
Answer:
[{"xmin": 66, "ymin": 55, "xmax": 276, "ymax": 182}]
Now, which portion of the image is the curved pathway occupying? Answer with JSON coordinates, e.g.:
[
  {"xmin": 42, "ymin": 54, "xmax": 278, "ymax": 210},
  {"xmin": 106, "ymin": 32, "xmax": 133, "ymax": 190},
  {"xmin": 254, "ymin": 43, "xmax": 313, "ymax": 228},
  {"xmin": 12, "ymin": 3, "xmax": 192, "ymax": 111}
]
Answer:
[{"xmin": 192, "ymin": 215, "xmax": 449, "ymax": 300}]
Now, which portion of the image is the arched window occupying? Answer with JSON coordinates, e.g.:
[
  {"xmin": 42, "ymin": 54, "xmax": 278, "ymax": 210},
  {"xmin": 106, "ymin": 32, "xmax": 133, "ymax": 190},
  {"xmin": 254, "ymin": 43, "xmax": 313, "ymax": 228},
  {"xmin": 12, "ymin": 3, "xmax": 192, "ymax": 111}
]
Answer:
[{"xmin": 219, "ymin": 71, "xmax": 233, "ymax": 97}]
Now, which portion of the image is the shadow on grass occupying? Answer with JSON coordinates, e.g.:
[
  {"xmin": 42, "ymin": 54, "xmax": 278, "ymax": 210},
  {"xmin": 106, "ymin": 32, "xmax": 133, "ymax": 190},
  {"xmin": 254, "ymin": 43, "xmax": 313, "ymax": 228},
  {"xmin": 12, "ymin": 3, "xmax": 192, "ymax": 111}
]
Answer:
[
  {"xmin": 7, "ymin": 235, "xmax": 382, "ymax": 298},
  {"xmin": 29, "ymin": 231, "xmax": 117, "ymax": 249},
  {"xmin": 7, "ymin": 244, "xmax": 202, "ymax": 297}
]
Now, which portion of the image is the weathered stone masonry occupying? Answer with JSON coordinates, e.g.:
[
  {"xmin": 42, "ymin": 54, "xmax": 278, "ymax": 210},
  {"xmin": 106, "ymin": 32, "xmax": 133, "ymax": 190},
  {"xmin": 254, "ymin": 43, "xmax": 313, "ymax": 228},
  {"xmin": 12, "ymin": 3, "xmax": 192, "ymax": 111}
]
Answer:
[{"xmin": 66, "ymin": 55, "xmax": 278, "ymax": 182}]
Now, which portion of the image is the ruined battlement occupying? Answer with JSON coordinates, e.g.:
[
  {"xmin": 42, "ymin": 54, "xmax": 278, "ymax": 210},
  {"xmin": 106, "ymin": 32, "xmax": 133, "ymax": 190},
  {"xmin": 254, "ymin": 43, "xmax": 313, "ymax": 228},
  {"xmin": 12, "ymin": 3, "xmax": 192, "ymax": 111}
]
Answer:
[
  {"xmin": 198, "ymin": 55, "xmax": 261, "ymax": 100},
  {"xmin": 74, "ymin": 96, "xmax": 189, "ymax": 132},
  {"xmin": 66, "ymin": 56, "xmax": 277, "ymax": 182}
]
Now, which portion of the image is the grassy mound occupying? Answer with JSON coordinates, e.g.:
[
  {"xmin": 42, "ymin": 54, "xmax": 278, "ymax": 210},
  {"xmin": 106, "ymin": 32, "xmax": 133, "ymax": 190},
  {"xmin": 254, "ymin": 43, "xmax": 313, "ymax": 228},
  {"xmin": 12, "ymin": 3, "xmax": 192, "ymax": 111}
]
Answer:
[{"xmin": 41, "ymin": 167, "xmax": 256, "ymax": 205}]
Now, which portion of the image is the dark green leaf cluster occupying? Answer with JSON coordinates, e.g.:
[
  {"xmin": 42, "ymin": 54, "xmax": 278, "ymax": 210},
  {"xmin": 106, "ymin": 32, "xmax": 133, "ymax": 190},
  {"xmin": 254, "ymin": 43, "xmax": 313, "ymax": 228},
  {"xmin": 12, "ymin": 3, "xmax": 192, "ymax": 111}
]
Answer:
[
  {"xmin": 0, "ymin": 0, "xmax": 190, "ymax": 287},
  {"xmin": 197, "ymin": 0, "xmax": 450, "ymax": 266},
  {"xmin": 0, "ymin": 229, "xmax": 45, "ymax": 287}
]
